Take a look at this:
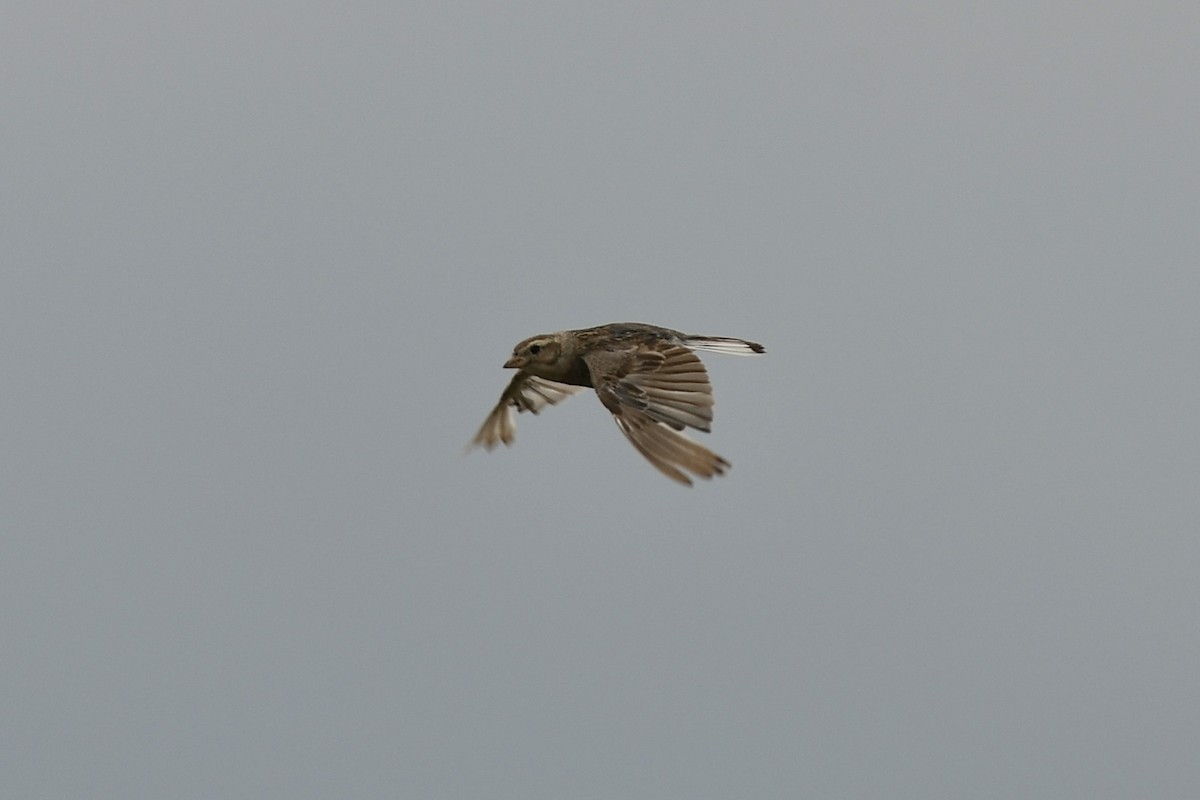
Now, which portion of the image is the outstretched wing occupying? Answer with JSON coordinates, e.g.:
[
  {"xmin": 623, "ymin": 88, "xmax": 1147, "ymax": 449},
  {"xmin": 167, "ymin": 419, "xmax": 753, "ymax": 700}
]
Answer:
[
  {"xmin": 470, "ymin": 374, "xmax": 585, "ymax": 451},
  {"xmin": 583, "ymin": 343, "xmax": 729, "ymax": 485}
]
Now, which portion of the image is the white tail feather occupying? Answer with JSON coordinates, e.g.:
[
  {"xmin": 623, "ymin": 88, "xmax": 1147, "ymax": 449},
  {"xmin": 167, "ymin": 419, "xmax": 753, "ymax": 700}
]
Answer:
[{"xmin": 683, "ymin": 336, "xmax": 765, "ymax": 356}]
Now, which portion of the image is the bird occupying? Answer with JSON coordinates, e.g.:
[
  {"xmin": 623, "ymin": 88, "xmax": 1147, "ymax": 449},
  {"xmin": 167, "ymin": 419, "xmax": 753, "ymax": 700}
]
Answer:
[{"xmin": 470, "ymin": 322, "xmax": 764, "ymax": 485}]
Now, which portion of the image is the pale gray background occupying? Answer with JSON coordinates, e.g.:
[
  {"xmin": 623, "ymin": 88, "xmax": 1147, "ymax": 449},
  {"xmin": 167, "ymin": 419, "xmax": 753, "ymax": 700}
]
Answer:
[{"xmin": 4, "ymin": 2, "xmax": 1198, "ymax": 798}]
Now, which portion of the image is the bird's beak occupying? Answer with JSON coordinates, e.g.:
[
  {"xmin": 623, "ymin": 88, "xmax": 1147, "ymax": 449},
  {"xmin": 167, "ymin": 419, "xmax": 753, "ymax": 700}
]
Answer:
[{"xmin": 504, "ymin": 354, "xmax": 525, "ymax": 369}]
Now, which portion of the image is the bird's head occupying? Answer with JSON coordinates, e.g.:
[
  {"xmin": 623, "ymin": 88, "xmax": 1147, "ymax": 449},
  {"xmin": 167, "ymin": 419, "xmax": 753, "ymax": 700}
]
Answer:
[{"xmin": 504, "ymin": 333, "xmax": 565, "ymax": 376}]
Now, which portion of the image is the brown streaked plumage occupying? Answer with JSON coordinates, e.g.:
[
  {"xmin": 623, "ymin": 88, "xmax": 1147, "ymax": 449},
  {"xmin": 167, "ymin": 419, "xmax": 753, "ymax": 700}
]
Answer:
[{"xmin": 470, "ymin": 322, "xmax": 764, "ymax": 485}]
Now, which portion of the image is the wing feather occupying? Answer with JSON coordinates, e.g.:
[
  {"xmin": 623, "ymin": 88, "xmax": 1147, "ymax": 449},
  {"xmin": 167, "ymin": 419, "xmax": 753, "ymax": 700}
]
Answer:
[
  {"xmin": 470, "ymin": 374, "xmax": 584, "ymax": 450},
  {"xmin": 584, "ymin": 342, "xmax": 731, "ymax": 484},
  {"xmin": 612, "ymin": 410, "xmax": 729, "ymax": 486}
]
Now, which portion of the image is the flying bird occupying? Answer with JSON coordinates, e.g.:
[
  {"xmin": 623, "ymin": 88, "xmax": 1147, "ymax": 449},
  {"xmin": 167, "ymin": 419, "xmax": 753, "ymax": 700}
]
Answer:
[{"xmin": 470, "ymin": 322, "xmax": 764, "ymax": 485}]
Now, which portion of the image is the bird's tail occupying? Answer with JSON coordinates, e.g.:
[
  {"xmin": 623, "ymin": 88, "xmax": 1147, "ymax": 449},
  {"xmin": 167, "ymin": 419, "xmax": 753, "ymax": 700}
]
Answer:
[{"xmin": 682, "ymin": 335, "xmax": 765, "ymax": 356}]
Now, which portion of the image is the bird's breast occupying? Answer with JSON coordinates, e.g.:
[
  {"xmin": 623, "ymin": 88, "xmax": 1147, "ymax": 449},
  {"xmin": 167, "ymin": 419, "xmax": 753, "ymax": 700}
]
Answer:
[{"xmin": 556, "ymin": 356, "xmax": 594, "ymax": 388}]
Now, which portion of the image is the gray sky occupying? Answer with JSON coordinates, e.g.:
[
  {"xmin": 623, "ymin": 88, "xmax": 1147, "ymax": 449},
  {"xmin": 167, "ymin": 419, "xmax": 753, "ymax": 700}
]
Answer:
[{"xmin": 4, "ymin": 2, "xmax": 1199, "ymax": 798}]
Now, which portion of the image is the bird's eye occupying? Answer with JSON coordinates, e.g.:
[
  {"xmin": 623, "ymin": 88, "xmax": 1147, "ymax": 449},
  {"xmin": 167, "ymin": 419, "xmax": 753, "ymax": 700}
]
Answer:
[{"xmin": 528, "ymin": 344, "xmax": 541, "ymax": 355}]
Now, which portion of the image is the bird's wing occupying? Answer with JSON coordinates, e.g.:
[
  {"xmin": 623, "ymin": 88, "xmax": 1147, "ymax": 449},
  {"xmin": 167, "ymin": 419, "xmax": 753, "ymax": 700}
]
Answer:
[
  {"xmin": 470, "ymin": 374, "xmax": 584, "ymax": 450},
  {"xmin": 586, "ymin": 343, "xmax": 715, "ymax": 432},
  {"xmin": 583, "ymin": 343, "xmax": 728, "ymax": 485}
]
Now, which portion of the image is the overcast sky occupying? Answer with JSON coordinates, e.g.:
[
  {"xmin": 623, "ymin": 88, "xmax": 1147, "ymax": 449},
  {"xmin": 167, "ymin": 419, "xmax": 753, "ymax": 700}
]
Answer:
[{"xmin": 4, "ymin": 2, "xmax": 1199, "ymax": 798}]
